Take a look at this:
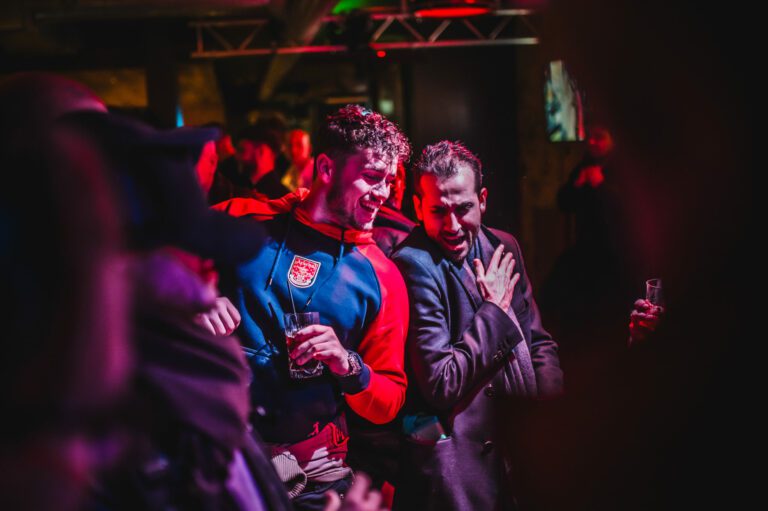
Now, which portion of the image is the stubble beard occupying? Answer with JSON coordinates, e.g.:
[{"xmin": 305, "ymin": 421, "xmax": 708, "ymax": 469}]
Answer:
[{"xmin": 326, "ymin": 180, "xmax": 369, "ymax": 231}]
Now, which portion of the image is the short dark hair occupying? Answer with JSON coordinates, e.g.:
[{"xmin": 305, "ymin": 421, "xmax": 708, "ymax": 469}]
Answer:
[
  {"xmin": 315, "ymin": 104, "xmax": 410, "ymax": 166},
  {"xmin": 412, "ymin": 140, "xmax": 482, "ymax": 196}
]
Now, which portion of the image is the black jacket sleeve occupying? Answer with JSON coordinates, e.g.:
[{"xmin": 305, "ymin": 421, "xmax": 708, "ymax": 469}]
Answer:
[
  {"xmin": 393, "ymin": 254, "xmax": 526, "ymax": 411},
  {"xmin": 493, "ymin": 231, "xmax": 564, "ymax": 398}
]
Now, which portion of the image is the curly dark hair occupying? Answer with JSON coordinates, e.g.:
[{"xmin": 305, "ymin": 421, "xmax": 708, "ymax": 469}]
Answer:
[
  {"xmin": 315, "ymin": 104, "xmax": 410, "ymax": 165},
  {"xmin": 413, "ymin": 140, "xmax": 482, "ymax": 196}
]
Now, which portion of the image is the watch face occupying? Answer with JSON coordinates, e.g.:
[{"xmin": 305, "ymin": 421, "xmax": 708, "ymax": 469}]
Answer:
[{"xmin": 347, "ymin": 352, "xmax": 362, "ymax": 376}]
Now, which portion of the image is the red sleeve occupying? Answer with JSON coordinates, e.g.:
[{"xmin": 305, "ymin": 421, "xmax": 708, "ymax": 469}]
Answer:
[{"xmin": 345, "ymin": 244, "xmax": 408, "ymax": 424}]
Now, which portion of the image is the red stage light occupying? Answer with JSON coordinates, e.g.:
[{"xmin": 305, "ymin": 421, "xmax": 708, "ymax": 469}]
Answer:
[
  {"xmin": 412, "ymin": 1, "xmax": 493, "ymax": 18},
  {"xmin": 414, "ymin": 7, "xmax": 490, "ymax": 17}
]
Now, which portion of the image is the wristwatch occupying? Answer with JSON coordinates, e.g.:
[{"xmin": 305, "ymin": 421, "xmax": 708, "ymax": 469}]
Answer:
[{"xmin": 344, "ymin": 350, "xmax": 363, "ymax": 377}]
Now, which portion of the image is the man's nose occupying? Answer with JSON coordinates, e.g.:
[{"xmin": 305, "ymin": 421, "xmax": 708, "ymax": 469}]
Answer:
[
  {"xmin": 371, "ymin": 181, "xmax": 389, "ymax": 200},
  {"xmin": 446, "ymin": 213, "xmax": 460, "ymax": 232}
]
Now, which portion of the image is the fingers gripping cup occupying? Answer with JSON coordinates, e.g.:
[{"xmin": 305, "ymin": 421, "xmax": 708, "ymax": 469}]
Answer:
[{"xmin": 284, "ymin": 312, "xmax": 323, "ymax": 379}]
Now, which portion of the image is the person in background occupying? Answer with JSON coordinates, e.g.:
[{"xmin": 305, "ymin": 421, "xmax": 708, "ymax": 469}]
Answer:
[
  {"xmin": 540, "ymin": 123, "xmax": 635, "ymax": 363},
  {"xmin": 236, "ymin": 129, "xmax": 290, "ymax": 199},
  {"xmin": 557, "ymin": 124, "xmax": 616, "ymax": 247},
  {"xmin": 282, "ymin": 128, "xmax": 315, "ymax": 191},
  {"xmin": 195, "ymin": 139, "xmax": 219, "ymax": 197},
  {"xmin": 204, "ymin": 122, "xmax": 245, "ymax": 206}
]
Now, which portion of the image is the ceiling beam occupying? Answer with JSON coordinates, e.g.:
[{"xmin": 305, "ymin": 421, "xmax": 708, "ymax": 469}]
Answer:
[{"xmin": 190, "ymin": 9, "xmax": 539, "ymax": 59}]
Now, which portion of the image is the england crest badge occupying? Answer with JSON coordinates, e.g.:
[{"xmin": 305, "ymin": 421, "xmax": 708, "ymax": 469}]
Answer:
[{"xmin": 288, "ymin": 255, "xmax": 322, "ymax": 288}]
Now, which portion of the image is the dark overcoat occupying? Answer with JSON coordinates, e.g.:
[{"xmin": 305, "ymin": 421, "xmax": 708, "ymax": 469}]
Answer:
[{"xmin": 392, "ymin": 225, "xmax": 563, "ymax": 510}]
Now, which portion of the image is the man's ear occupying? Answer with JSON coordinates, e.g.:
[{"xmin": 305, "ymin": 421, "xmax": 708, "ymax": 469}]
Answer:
[
  {"xmin": 413, "ymin": 194, "xmax": 423, "ymax": 222},
  {"xmin": 315, "ymin": 153, "xmax": 334, "ymax": 184},
  {"xmin": 478, "ymin": 187, "xmax": 488, "ymax": 215}
]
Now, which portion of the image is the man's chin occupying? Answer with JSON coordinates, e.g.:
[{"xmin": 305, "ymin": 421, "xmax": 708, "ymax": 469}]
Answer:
[
  {"xmin": 348, "ymin": 216, "xmax": 375, "ymax": 231},
  {"xmin": 354, "ymin": 211, "xmax": 378, "ymax": 231},
  {"xmin": 441, "ymin": 244, "xmax": 468, "ymax": 262}
]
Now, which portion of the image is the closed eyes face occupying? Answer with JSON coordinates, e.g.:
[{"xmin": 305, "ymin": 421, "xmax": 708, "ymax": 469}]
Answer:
[{"xmin": 414, "ymin": 164, "xmax": 487, "ymax": 262}]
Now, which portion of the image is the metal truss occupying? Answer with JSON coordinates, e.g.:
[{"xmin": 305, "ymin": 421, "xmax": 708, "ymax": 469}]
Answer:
[{"xmin": 190, "ymin": 9, "xmax": 538, "ymax": 58}]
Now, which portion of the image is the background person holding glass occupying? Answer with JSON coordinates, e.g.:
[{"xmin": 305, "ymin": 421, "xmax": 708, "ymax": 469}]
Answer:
[{"xmin": 628, "ymin": 278, "xmax": 665, "ymax": 347}]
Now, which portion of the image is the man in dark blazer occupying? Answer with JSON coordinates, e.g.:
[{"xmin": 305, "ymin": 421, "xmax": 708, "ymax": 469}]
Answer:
[{"xmin": 391, "ymin": 141, "xmax": 563, "ymax": 510}]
